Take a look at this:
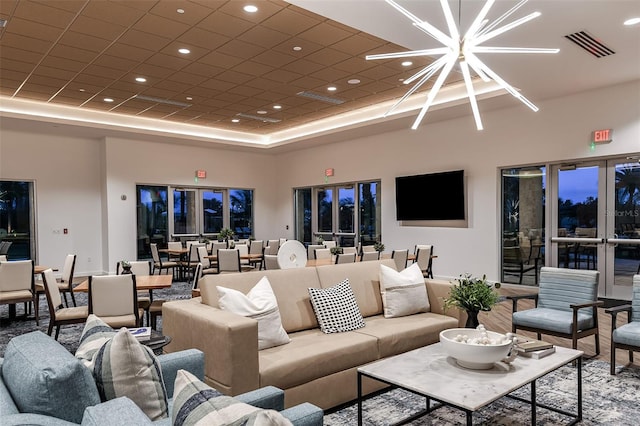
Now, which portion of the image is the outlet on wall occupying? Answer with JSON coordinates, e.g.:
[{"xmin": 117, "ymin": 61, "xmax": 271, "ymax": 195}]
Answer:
[{"xmin": 87, "ymin": 257, "xmax": 92, "ymax": 263}]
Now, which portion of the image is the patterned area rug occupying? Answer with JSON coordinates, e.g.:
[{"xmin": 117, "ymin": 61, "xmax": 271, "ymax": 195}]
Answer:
[
  {"xmin": 325, "ymin": 360, "xmax": 640, "ymax": 425},
  {"xmin": 0, "ymin": 279, "xmax": 192, "ymax": 356}
]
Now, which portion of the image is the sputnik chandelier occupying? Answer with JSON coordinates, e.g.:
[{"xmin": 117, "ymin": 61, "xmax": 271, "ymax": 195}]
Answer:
[{"xmin": 366, "ymin": 0, "xmax": 559, "ymax": 130}]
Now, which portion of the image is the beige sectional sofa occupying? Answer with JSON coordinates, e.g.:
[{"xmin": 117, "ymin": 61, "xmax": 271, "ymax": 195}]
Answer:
[{"xmin": 163, "ymin": 259, "xmax": 463, "ymax": 410}]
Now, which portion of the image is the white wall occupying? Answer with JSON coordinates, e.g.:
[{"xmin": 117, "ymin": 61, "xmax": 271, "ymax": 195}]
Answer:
[
  {"xmin": 276, "ymin": 80, "xmax": 640, "ymax": 281},
  {"xmin": 1, "ymin": 80, "xmax": 638, "ymax": 280}
]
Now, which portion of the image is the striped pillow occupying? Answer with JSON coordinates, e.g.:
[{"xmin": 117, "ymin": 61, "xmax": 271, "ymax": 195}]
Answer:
[
  {"xmin": 93, "ymin": 328, "xmax": 169, "ymax": 421},
  {"xmin": 172, "ymin": 369, "xmax": 292, "ymax": 426},
  {"xmin": 75, "ymin": 314, "xmax": 117, "ymax": 369}
]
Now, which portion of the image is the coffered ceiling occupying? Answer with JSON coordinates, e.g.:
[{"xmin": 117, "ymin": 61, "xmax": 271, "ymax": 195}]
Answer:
[{"xmin": 0, "ymin": 0, "xmax": 638, "ymax": 150}]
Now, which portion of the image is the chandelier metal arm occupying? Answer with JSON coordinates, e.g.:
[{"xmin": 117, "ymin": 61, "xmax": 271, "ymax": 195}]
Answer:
[
  {"xmin": 472, "ymin": 12, "xmax": 541, "ymax": 45},
  {"xmin": 460, "ymin": 60, "xmax": 483, "ymax": 130},
  {"xmin": 440, "ymin": 0, "xmax": 460, "ymax": 43},
  {"xmin": 476, "ymin": 0, "xmax": 529, "ymax": 38},
  {"xmin": 411, "ymin": 53, "xmax": 458, "ymax": 130},
  {"xmin": 366, "ymin": 47, "xmax": 449, "ymax": 61},
  {"xmin": 403, "ymin": 55, "xmax": 450, "ymax": 85},
  {"xmin": 473, "ymin": 46, "xmax": 560, "ymax": 54},
  {"xmin": 463, "ymin": 0, "xmax": 496, "ymax": 42},
  {"xmin": 414, "ymin": 22, "xmax": 457, "ymax": 49}
]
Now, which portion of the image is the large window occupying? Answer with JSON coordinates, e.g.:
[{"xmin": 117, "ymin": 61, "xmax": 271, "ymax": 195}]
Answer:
[
  {"xmin": 136, "ymin": 185, "xmax": 254, "ymax": 258},
  {"xmin": 294, "ymin": 180, "xmax": 380, "ymax": 247},
  {"xmin": 0, "ymin": 180, "xmax": 35, "ymax": 260}
]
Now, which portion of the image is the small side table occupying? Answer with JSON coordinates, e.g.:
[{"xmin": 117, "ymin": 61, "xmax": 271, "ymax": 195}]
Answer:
[{"xmin": 140, "ymin": 331, "xmax": 171, "ymax": 354}]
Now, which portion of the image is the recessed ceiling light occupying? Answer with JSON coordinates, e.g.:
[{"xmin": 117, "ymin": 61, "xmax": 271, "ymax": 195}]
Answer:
[
  {"xmin": 401, "ymin": 61, "xmax": 413, "ymax": 67},
  {"xmin": 273, "ymin": 105, "xmax": 282, "ymax": 110},
  {"xmin": 624, "ymin": 17, "xmax": 640, "ymax": 26},
  {"xmin": 186, "ymin": 96, "xmax": 193, "ymax": 101},
  {"xmin": 232, "ymin": 118, "xmax": 240, "ymax": 123},
  {"xmin": 257, "ymin": 110, "xmax": 267, "ymax": 114},
  {"xmin": 103, "ymin": 98, "xmax": 114, "ymax": 103},
  {"xmin": 327, "ymin": 86, "xmax": 337, "ymax": 91},
  {"xmin": 244, "ymin": 5, "xmax": 258, "ymax": 13},
  {"xmin": 293, "ymin": 46, "xmax": 302, "ymax": 51},
  {"xmin": 176, "ymin": 8, "xmax": 185, "ymax": 14},
  {"xmin": 79, "ymin": 88, "xmax": 85, "ymax": 92},
  {"xmin": 347, "ymin": 79, "xmax": 361, "ymax": 85},
  {"xmin": 178, "ymin": 48, "xmax": 190, "ymax": 54},
  {"xmin": 135, "ymin": 77, "xmax": 147, "ymax": 83}
]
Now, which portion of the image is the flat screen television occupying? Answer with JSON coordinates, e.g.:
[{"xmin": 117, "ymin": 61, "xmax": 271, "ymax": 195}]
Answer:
[{"xmin": 395, "ymin": 170, "xmax": 465, "ymax": 221}]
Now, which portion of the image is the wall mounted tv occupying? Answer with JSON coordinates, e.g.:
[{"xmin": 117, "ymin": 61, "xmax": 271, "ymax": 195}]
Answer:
[{"xmin": 395, "ymin": 170, "xmax": 465, "ymax": 221}]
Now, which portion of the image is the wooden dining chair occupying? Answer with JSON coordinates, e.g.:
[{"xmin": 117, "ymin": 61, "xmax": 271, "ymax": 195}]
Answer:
[
  {"xmin": 150, "ymin": 243, "xmax": 179, "ymax": 277},
  {"xmin": 217, "ymin": 249, "xmax": 242, "ymax": 274},
  {"xmin": 263, "ymin": 254, "xmax": 280, "ymax": 270},
  {"xmin": 117, "ymin": 260, "xmax": 154, "ymax": 326},
  {"xmin": 360, "ymin": 251, "xmax": 380, "ymax": 261},
  {"xmin": 336, "ymin": 253, "xmax": 357, "ymax": 264},
  {"xmin": 391, "ymin": 249, "xmax": 409, "ymax": 270},
  {"xmin": 0, "ymin": 259, "xmax": 37, "ymax": 324},
  {"xmin": 42, "ymin": 268, "xmax": 88, "ymax": 340},
  {"xmin": 88, "ymin": 274, "xmax": 141, "ymax": 328}
]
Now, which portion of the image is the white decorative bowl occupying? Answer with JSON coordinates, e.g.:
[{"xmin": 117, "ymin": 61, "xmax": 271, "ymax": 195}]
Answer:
[{"xmin": 439, "ymin": 328, "xmax": 514, "ymax": 370}]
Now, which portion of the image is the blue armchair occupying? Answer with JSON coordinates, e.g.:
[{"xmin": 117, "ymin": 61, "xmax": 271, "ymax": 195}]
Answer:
[
  {"xmin": 509, "ymin": 267, "xmax": 603, "ymax": 356},
  {"xmin": 0, "ymin": 331, "xmax": 323, "ymax": 425},
  {"xmin": 606, "ymin": 274, "xmax": 640, "ymax": 375}
]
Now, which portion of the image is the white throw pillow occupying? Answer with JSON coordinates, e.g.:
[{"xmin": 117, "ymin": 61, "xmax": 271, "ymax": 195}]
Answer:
[
  {"xmin": 217, "ymin": 276, "xmax": 290, "ymax": 350},
  {"xmin": 379, "ymin": 263, "xmax": 430, "ymax": 318}
]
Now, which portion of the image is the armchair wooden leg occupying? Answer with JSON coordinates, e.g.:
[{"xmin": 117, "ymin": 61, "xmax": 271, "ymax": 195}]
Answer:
[
  {"xmin": 55, "ymin": 325, "xmax": 61, "ymax": 341},
  {"xmin": 630, "ymin": 350, "xmax": 634, "ymax": 363},
  {"xmin": 47, "ymin": 321, "xmax": 54, "ymax": 336},
  {"xmin": 611, "ymin": 344, "xmax": 616, "ymax": 375},
  {"xmin": 594, "ymin": 333, "xmax": 600, "ymax": 355}
]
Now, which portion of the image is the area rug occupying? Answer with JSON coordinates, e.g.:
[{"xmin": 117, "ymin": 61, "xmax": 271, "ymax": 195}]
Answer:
[
  {"xmin": 0, "ymin": 279, "xmax": 192, "ymax": 356},
  {"xmin": 325, "ymin": 360, "xmax": 640, "ymax": 425}
]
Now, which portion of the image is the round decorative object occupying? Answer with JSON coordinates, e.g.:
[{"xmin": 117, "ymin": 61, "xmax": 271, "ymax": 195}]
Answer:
[
  {"xmin": 440, "ymin": 327, "xmax": 514, "ymax": 370},
  {"xmin": 277, "ymin": 240, "xmax": 307, "ymax": 269}
]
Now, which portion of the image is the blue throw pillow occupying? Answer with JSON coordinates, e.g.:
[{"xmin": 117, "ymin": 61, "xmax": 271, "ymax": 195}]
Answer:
[{"xmin": 3, "ymin": 331, "xmax": 100, "ymax": 424}]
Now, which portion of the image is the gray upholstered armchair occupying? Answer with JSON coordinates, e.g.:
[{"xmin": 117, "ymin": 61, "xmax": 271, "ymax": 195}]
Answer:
[
  {"xmin": 509, "ymin": 267, "xmax": 603, "ymax": 356},
  {"xmin": 606, "ymin": 274, "xmax": 640, "ymax": 375}
]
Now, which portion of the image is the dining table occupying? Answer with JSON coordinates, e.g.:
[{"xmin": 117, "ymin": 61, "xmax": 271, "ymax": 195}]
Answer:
[{"xmin": 74, "ymin": 274, "xmax": 173, "ymax": 293}]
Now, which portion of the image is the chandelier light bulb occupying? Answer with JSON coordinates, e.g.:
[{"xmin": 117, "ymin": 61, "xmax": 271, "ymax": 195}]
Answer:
[{"xmin": 366, "ymin": 0, "xmax": 559, "ymax": 130}]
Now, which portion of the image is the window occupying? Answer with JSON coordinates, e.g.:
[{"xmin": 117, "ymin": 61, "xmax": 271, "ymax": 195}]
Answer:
[
  {"xmin": 294, "ymin": 188, "xmax": 312, "ymax": 243},
  {"xmin": 0, "ymin": 180, "xmax": 35, "ymax": 260},
  {"xmin": 230, "ymin": 189, "xmax": 253, "ymax": 239}
]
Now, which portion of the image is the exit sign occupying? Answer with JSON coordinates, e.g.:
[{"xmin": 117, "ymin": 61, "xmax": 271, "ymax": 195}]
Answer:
[
  {"xmin": 591, "ymin": 128, "xmax": 613, "ymax": 144},
  {"xmin": 195, "ymin": 170, "xmax": 207, "ymax": 179}
]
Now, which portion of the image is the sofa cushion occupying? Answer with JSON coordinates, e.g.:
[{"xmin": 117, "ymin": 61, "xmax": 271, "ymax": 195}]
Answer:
[
  {"xmin": 201, "ymin": 267, "xmax": 321, "ymax": 333},
  {"xmin": 75, "ymin": 314, "xmax": 117, "ymax": 369},
  {"xmin": 259, "ymin": 328, "xmax": 378, "ymax": 390},
  {"xmin": 2, "ymin": 331, "xmax": 101, "ymax": 424},
  {"xmin": 217, "ymin": 276, "xmax": 291, "ymax": 350},
  {"xmin": 379, "ymin": 263, "xmax": 430, "ymax": 318},
  {"xmin": 308, "ymin": 279, "xmax": 365, "ymax": 334},
  {"xmin": 172, "ymin": 369, "xmax": 292, "ymax": 426},
  {"xmin": 93, "ymin": 328, "xmax": 169, "ymax": 421},
  {"xmin": 316, "ymin": 259, "xmax": 396, "ymax": 317}
]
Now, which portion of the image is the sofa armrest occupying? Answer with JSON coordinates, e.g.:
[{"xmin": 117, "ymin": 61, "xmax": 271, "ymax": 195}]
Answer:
[
  {"xmin": 280, "ymin": 402, "xmax": 324, "ymax": 426},
  {"xmin": 157, "ymin": 349, "xmax": 204, "ymax": 399},
  {"xmin": 0, "ymin": 359, "xmax": 19, "ymax": 416},
  {"xmin": 425, "ymin": 279, "xmax": 465, "ymax": 327},
  {"xmin": 2, "ymin": 413, "xmax": 78, "ymax": 426},
  {"xmin": 162, "ymin": 298, "xmax": 260, "ymax": 395},
  {"xmin": 235, "ymin": 385, "xmax": 284, "ymax": 411},
  {"xmin": 81, "ymin": 397, "xmax": 153, "ymax": 426}
]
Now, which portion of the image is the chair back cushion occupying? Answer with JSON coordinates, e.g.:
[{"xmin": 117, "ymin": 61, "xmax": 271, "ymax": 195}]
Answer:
[
  {"xmin": 0, "ymin": 260, "xmax": 32, "ymax": 291},
  {"xmin": 632, "ymin": 274, "xmax": 640, "ymax": 322},
  {"xmin": 537, "ymin": 267, "xmax": 599, "ymax": 316},
  {"xmin": 3, "ymin": 331, "xmax": 100, "ymax": 423},
  {"xmin": 89, "ymin": 275, "xmax": 136, "ymax": 317},
  {"xmin": 61, "ymin": 254, "xmax": 76, "ymax": 283},
  {"xmin": 42, "ymin": 268, "xmax": 63, "ymax": 309}
]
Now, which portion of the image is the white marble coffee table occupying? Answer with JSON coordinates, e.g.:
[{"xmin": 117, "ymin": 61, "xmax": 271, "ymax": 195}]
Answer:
[{"xmin": 357, "ymin": 343, "xmax": 583, "ymax": 425}]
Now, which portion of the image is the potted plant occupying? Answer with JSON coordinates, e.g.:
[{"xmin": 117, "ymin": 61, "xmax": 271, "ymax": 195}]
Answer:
[
  {"xmin": 120, "ymin": 260, "xmax": 132, "ymax": 274},
  {"xmin": 315, "ymin": 235, "xmax": 324, "ymax": 244},
  {"xmin": 373, "ymin": 242, "xmax": 385, "ymax": 252},
  {"xmin": 443, "ymin": 273, "xmax": 501, "ymax": 328},
  {"xmin": 218, "ymin": 228, "xmax": 234, "ymax": 242}
]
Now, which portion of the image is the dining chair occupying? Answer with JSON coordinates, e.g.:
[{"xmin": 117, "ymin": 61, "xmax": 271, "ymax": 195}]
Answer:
[
  {"xmin": 189, "ymin": 262, "xmax": 205, "ymax": 298},
  {"xmin": 185, "ymin": 243, "xmax": 205, "ymax": 281},
  {"xmin": 360, "ymin": 251, "xmax": 380, "ymax": 261},
  {"xmin": 314, "ymin": 248, "xmax": 332, "ymax": 260},
  {"xmin": 263, "ymin": 254, "xmax": 280, "ymax": 270},
  {"xmin": 307, "ymin": 244, "xmax": 324, "ymax": 260},
  {"xmin": 336, "ymin": 253, "xmax": 356, "ymax": 264},
  {"xmin": 342, "ymin": 247, "xmax": 358, "ymax": 255},
  {"xmin": 88, "ymin": 274, "xmax": 141, "ymax": 328},
  {"xmin": 323, "ymin": 240, "xmax": 337, "ymax": 249},
  {"xmin": 117, "ymin": 260, "xmax": 153, "ymax": 325},
  {"xmin": 0, "ymin": 259, "xmax": 37, "ymax": 324},
  {"xmin": 414, "ymin": 245, "xmax": 434, "ymax": 278},
  {"xmin": 249, "ymin": 240, "xmax": 264, "ymax": 270},
  {"xmin": 391, "ymin": 249, "xmax": 409, "ymax": 271},
  {"xmin": 509, "ymin": 267, "xmax": 602, "ymax": 357},
  {"xmin": 264, "ymin": 244, "xmax": 279, "ymax": 255},
  {"xmin": 217, "ymin": 249, "xmax": 242, "ymax": 274},
  {"xmin": 361, "ymin": 244, "xmax": 377, "ymax": 254},
  {"xmin": 236, "ymin": 244, "xmax": 255, "ymax": 272},
  {"xmin": 197, "ymin": 245, "xmax": 217, "ymax": 276},
  {"xmin": 167, "ymin": 241, "xmax": 184, "ymax": 264},
  {"xmin": 606, "ymin": 274, "xmax": 640, "ymax": 375},
  {"xmin": 267, "ymin": 240, "xmax": 280, "ymax": 252},
  {"xmin": 41, "ymin": 268, "xmax": 88, "ymax": 340},
  {"xmin": 150, "ymin": 243, "xmax": 179, "ymax": 277},
  {"xmin": 35, "ymin": 254, "xmax": 77, "ymax": 311}
]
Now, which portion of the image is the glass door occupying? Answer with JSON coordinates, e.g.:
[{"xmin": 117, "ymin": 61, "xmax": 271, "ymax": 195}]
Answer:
[
  {"xmin": 550, "ymin": 157, "xmax": 640, "ymax": 299},
  {"xmin": 605, "ymin": 159, "xmax": 640, "ymax": 299}
]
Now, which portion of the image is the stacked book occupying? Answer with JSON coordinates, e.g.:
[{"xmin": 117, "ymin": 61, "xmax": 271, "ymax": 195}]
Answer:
[{"xmin": 515, "ymin": 336, "xmax": 555, "ymax": 359}]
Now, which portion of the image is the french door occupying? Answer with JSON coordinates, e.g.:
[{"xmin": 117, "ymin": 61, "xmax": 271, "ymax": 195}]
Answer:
[
  {"xmin": 549, "ymin": 157, "xmax": 640, "ymax": 299},
  {"xmin": 171, "ymin": 188, "xmax": 225, "ymax": 240}
]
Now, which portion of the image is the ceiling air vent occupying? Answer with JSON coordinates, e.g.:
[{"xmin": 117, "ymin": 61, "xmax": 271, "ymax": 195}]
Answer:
[
  {"xmin": 133, "ymin": 94, "xmax": 192, "ymax": 108},
  {"xmin": 564, "ymin": 31, "xmax": 615, "ymax": 58},
  {"xmin": 296, "ymin": 91, "xmax": 345, "ymax": 105}
]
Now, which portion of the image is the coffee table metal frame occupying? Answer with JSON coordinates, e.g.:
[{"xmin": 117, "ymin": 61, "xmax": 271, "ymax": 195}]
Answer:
[{"xmin": 357, "ymin": 343, "xmax": 583, "ymax": 426}]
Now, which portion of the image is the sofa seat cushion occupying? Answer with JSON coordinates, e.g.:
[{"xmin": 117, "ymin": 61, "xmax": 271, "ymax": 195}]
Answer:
[
  {"xmin": 513, "ymin": 307, "xmax": 594, "ymax": 334},
  {"xmin": 259, "ymin": 328, "xmax": 378, "ymax": 390},
  {"xmin": 356, "ymin": 313, "xmax": 459, "ymax": 358},
  {"xmin": 2, "ymin": 331, "xmax": 100, "ymax": 424}
]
